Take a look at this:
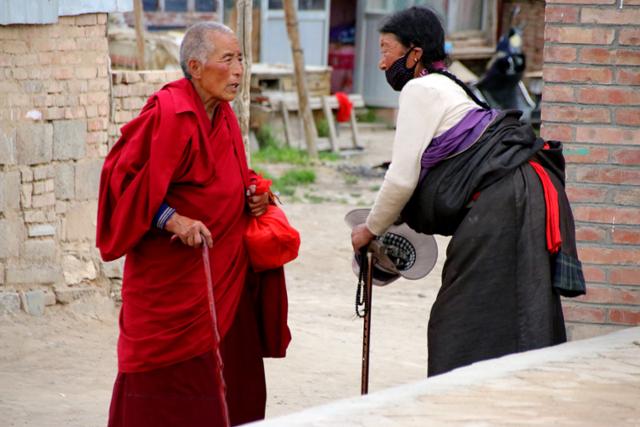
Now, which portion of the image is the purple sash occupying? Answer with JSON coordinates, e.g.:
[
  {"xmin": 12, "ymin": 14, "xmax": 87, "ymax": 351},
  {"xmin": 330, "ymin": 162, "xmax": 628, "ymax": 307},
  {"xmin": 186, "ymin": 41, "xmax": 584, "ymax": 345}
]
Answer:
[{"xmin": 419, "ymin": 108, "xmax": 499, "ymax": 182}]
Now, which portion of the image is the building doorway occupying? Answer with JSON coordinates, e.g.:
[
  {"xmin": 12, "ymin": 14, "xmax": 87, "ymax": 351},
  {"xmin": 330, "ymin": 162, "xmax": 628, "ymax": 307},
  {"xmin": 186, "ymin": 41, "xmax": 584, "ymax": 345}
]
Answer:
[{"xmin": 328, "ymin": 0, "xmax": 357, "ymax": 93}]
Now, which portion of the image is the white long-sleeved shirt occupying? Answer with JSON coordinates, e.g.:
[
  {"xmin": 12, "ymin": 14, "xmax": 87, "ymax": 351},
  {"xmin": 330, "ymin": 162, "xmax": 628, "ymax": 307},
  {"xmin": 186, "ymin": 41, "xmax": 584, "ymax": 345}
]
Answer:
[{"xmin": 366, "ymin": 73, "xmax": 480, "ymax": 236}]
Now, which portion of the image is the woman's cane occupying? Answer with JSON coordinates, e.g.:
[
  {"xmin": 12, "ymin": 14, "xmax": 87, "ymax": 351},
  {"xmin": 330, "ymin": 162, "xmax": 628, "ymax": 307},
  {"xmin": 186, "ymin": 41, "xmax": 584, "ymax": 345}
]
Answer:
[
  {"xmin": 356, "ymin": 245, "xmax": 376, "ymax": 395},
  {"xmin": 201, "ymin": 237, "xmax": 231, "ymax": 427}
]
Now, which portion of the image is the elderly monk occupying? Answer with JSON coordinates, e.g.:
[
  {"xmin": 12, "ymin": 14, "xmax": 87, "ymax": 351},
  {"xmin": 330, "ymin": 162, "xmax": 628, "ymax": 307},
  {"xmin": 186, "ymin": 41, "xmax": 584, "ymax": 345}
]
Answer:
[{"xmin": 97, "ymin": 22, "xmax": 290, "ymax": 427}]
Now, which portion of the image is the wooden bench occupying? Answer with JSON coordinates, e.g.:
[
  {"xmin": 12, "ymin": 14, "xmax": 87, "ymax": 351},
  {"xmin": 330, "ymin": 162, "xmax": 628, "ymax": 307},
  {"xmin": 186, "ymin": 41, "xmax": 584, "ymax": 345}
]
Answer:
[{"xmin": 257, "ymin": 92, "xmax": 365, "ymax": 152}]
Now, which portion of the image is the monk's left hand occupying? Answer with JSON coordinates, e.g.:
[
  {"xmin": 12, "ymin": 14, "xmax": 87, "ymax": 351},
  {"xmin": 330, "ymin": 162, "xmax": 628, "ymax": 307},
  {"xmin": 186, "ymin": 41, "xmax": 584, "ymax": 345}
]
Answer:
[{"xmin": 246, "ymin": 184, "xmax": 269, "ymax": 217}]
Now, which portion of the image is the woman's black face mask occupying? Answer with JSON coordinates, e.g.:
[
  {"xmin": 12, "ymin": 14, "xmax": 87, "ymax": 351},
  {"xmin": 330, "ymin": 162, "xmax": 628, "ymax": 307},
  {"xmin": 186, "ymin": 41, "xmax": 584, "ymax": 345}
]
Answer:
[{"xmin": 385, "ymin": 48, "xmax": 417, "ymax": 91}]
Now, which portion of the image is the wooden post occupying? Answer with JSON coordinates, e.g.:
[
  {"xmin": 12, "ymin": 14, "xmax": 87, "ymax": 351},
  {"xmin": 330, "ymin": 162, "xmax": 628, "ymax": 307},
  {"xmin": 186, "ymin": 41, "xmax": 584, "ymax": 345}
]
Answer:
[
  {"xmin": 236, "ymin": 0, "xmax": 253, "ymax": 163},
  {"xmin": 280, "ymin": 101, "xmax": 293, "ymax": 148},
  {"xmin": 322, "ymin": 96, "xmax": 339, "ymax": 153},
  {"xmin": 133, "ymin": 0, "xmax": 146, "ymax": 70},
  {"xmin": 283, "ymin": 0, "xmax": 318, "ymax": 159},
  {"xmin": 349, "ymin": 107, "xmax": 361, "ymax": 149}
]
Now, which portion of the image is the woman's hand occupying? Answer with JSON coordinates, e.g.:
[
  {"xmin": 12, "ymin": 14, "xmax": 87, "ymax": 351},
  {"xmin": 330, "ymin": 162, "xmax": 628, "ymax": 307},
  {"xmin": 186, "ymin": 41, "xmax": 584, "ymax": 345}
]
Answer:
[
  {"xmin": 351, "ymin": 223, "xmax": 376, "ymax": 252},
  {"xmin": 165, "ymin": 212, "xmax": 213, "ymax": 248},
  {"xmin": 247, "ymin": 184, "xmax": 269, "ymax": 217}
]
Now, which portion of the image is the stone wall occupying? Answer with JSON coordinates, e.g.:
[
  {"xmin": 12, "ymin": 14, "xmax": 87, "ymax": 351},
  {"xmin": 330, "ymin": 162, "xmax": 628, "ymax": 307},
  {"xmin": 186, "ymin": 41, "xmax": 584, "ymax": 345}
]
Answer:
[
  {"xmin": 0, "ymin": 7, "xmax": 188, "ymax": 315},
  {"xmin": 108, "ymin": 70, "xmax": 183, "ymax": 147},
  {"xmin": 0, "ymin": 13, "xmax": 114, "ymax": 314},
  {"xmin": 541, "ymin": 1, "xmax": 640, "ymax": 338}
]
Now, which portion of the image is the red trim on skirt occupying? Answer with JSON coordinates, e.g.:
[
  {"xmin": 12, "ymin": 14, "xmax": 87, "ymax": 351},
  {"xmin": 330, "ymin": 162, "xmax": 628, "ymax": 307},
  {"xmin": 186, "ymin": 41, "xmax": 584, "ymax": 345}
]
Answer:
[{"xmin": 108, "ymin": 285, "xmax": 266, "ymax": 427}]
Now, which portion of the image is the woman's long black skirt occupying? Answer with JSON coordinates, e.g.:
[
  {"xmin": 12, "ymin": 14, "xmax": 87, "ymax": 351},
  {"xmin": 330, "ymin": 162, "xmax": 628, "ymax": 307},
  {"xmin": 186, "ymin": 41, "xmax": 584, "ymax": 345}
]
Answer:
[{"xmin": 427, "ymin": 162, "xmax": 566, "ymax": 376}]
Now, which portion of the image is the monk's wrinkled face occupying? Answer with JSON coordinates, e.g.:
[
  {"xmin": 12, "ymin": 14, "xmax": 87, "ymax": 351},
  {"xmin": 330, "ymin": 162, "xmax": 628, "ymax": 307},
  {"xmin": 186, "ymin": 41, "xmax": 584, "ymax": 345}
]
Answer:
[{"xmin": 190, "ymin": 31, "xmax": 243, "ymax": 103}]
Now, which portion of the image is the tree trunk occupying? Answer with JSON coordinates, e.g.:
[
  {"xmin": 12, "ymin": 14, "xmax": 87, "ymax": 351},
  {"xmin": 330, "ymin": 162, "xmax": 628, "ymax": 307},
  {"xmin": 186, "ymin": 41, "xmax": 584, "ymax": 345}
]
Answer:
[
  {"xmin": 235, "ymin": 0, "xmax": 253, "ymax": 164},
  {"xmin": 133, "ymin": 0, "xmax": 146, "ymax": 70},
  {"xmin": 283, "ymin": 0, "xmax": 318, "ymax": 159}
]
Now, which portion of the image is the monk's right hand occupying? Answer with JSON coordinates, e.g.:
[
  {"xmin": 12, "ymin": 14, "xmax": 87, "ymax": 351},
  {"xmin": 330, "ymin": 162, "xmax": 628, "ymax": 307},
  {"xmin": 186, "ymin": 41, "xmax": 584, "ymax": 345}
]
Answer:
[{"xmin": 165, "ymin": 212, "xmax": 213, "ymax": 248}]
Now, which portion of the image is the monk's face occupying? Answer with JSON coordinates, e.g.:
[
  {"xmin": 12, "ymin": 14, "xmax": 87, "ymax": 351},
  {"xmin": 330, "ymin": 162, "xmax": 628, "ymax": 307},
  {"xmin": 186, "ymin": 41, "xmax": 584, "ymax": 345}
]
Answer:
[{"xmin": 191, "ymin": 31, "xmax": 243, "ymax": 103}]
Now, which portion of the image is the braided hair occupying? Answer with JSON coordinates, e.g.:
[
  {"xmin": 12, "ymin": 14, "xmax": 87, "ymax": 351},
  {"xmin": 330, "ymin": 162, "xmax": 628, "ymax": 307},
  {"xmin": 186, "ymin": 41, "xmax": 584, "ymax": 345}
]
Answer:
[
  {"xmin": 379, "ymin": 6, "xmax": 490, "ymax": 110},
  {"xmin": 427, "ymin": 67, "xmax": 490, "ymax": 110}
]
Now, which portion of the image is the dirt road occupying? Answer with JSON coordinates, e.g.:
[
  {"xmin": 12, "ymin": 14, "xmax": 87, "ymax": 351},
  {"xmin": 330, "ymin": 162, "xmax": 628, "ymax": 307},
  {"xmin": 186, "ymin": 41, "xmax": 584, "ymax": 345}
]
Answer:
[{"xmin": 0, "ymin": 128, "xmax": 449, "ymax": 426}]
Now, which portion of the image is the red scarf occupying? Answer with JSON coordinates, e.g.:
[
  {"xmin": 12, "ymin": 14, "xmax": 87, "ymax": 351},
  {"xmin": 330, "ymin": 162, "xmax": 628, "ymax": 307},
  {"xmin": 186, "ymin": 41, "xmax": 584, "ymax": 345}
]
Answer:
[{"xmin": 529, "ymin": 160, "xmax": 562, "ymax": 254}]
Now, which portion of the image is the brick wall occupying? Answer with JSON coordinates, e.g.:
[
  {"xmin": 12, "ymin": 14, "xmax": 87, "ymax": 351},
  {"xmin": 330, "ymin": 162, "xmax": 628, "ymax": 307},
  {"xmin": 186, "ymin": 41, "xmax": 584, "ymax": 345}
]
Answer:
[
  {"xmin": 0, "ymin": 10, "xmax": 184, "ymax": 314},
  {"xmin": 108, "ymin": 70, "xmax": 183, "ymax": 147},
  {"xmin": 541, "ymin": 1, "xmax": 640, "ymax": 338},
  {"xmin": 502, "ymin": 0, "xmax": 546, "ymax": 72},
  {"xmin": 0, "ymin": 14, "xmax": 113, "ymax": 313},
  {"xmin": 0, "ymin": 0, "xmax": 194, "ymax": 315}
]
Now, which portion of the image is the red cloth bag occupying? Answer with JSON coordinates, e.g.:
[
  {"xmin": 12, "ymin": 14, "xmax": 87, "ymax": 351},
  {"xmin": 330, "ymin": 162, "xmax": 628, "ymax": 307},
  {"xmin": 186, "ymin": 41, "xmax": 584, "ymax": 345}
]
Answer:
[{"xmin": 245, "ymin": 179, "xmax": 301, "ymax": 272}]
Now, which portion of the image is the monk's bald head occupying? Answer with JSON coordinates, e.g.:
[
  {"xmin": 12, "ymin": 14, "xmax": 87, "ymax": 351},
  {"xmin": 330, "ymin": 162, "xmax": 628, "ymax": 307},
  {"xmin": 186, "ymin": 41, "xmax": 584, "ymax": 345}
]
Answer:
[{"xmin": 180, "ymin": 22, "xmax": 235, "ymax": 79}]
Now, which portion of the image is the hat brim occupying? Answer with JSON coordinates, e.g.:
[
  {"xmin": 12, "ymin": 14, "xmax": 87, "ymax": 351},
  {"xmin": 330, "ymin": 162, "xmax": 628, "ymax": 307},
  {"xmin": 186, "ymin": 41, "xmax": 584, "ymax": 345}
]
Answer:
[
  {"xmin": 351, "ymin": 256, "xmax": 400, "ymax": 287},
  {"xmin": 345, "ymin": 208, "xmax": 438, "ymax": 281}
]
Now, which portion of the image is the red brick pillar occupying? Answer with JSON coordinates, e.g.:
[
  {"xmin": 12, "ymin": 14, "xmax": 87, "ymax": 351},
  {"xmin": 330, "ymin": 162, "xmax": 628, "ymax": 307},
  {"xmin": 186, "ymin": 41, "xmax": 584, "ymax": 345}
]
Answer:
[{"xmin": 542, "ymin": 1, "xmax": 640, "ymax": 338}]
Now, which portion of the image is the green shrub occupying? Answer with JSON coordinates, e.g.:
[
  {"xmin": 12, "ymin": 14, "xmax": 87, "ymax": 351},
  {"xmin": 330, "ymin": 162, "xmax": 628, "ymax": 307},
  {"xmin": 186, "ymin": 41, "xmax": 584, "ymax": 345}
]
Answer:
[
  {"xmin": 278, "ymin": 168, "xmax": 316, "ymax": 187},
  {"xmin": 253, "ymin": 145, "xmax": 339, "ymax": 165},
  {"xmin": 254, "ymin": 146, "xmax": 309, "ymax": 164},
  {"xmin": 316, "ymin": 118, "xmax": 330, "ymax": 138},
  {"xmin": 270, "ymin": 168, "xmax": 316, "ymax": 197},
  {"xmin": 356, "ymin": 108, "xmax": 378, "ymax": 123},
  {"xmin": 255, "ymin": 125, "xmax": 281, "ymax": 149}
]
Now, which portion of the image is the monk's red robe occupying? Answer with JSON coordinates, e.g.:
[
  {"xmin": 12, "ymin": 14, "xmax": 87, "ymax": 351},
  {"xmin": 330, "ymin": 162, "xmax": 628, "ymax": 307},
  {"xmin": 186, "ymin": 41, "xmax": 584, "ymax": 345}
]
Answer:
[
  {"xmin": 107, "ymin": 280, "xmax": 268, "ymax": 427},
  {"xmin": 98, "ymin": 77, "xmax": 257, "ymax": 373},
  {"xmin": 99, "ymin": 78, "xmax": 292, "ymax": 425}
]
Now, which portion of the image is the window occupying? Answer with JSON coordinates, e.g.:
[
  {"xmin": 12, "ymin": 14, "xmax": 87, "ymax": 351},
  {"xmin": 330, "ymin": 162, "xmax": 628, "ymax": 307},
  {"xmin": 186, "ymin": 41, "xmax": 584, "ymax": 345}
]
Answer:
[
  {"xmin": 143, "ymin": 0, "xmax": 159, "ymax": 10},
  {"xmin": 267, "ymin": 0, "xmax": 325, "ymax": 11},
  {"xmin": 366, "ymin": 0, "xmax": 492, "ymax": 34},
  {"xmin": 195, "ymin": 0, "xmax": 215, "ymax": 12},
  {"xmin": 143, "ymin": 0, "xmax": 217, "ymax": 13},
  {"xmin": 164, "ymin": 0, "xmax": 187, "ymax": 12},
  {"xmin": 446, "ymin": 1, "xmax": 485, "ymax": 32},
  {"xmin": 366, "ymin": 0, "xmax": 421, "ymax": 13},
  {"xmin": 298, "ymin": 0, "xmax": 325, "ymax": 10}
]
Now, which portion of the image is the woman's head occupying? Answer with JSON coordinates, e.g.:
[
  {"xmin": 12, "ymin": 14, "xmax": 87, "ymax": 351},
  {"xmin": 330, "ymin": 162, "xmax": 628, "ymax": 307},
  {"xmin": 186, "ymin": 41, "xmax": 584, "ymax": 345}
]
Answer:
[{"xmin": 378, "ymin": 6, "xmax": 447, "ymax": 90}]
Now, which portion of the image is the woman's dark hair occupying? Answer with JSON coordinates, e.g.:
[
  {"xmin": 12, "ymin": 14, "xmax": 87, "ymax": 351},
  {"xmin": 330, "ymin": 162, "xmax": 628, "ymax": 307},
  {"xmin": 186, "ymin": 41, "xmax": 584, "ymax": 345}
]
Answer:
[
  {"xmin": 379, "ymin": 6, "xmax": 446, "ymax": 68},
  {"xmin": 379, "ymin": 6, "xmax": 489, "ymax": 110}
]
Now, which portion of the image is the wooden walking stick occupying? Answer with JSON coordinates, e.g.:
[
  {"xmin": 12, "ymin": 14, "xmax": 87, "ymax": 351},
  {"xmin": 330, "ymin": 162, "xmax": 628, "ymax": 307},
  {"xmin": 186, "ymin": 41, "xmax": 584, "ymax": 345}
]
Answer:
[
  {"xmin": 361, "ymin": 250, "xmax": 374, "ymax": 395},
  {"xmin": 201, "ymin": 238, "xmax": 231, "ymax": 427},
  {"xmin": 356, "ymin": 243, "xmax": 380, "ymax": 395}
]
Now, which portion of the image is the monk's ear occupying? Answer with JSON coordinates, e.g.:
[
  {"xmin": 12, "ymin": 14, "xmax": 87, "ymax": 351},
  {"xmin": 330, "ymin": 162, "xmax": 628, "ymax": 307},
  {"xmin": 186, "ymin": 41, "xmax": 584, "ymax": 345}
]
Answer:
[{"xmin": 188, "ymin": 58, "xmax": 202, "ymax": 79}]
